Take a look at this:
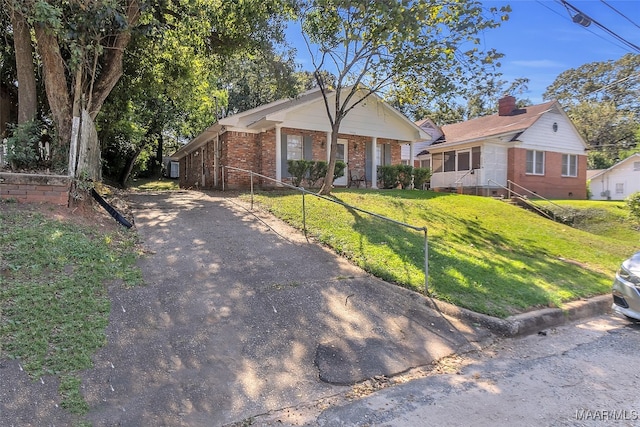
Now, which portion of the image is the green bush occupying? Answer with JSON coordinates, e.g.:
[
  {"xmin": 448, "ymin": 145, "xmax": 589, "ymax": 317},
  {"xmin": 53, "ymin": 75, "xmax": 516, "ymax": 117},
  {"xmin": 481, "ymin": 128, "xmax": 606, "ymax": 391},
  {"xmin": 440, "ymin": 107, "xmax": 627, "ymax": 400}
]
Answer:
[
  {"xmin": 626, "ymin": 192, "xmax": 640, "ymax": 222},
  {"xmin": 6, "ymin": 120, "xmax": 42, "ymax": 170},
  {"xmin": 396, "ymin": 164, "xmax": 414, "ymax": 189},
  {"xmin": 413, "ymin": 167, "xmax": 432, "ymax": 189},
  {"xmin": 287, "ymin": 160, "xmax": 312, "ymax": 187},
  {"xmin": 308, "ymin": 161, "xmax": 328, "ymax": 188},
  {"xmin": 377, "ymin": 165, "xmax": 398, "ymax": 189},
  {"xmin": 334, "ymin": 160, "xmax": 346, "ymax": 181}
]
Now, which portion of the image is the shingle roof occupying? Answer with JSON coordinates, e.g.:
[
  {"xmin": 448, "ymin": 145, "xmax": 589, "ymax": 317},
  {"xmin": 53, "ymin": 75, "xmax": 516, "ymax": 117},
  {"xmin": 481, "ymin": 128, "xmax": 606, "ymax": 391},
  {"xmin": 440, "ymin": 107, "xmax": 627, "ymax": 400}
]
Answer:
[{"xmin": 436, "ymin": 100, "xmax": 558, "ymax": 146}]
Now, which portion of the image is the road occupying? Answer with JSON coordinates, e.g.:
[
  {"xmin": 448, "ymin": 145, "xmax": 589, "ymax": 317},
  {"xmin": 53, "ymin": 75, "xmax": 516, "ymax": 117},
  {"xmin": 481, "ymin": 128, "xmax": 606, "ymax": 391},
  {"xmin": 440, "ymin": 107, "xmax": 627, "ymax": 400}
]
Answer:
[{"xmin": 250, "ymin": 314, "xmax": 640, "ymax": 426}]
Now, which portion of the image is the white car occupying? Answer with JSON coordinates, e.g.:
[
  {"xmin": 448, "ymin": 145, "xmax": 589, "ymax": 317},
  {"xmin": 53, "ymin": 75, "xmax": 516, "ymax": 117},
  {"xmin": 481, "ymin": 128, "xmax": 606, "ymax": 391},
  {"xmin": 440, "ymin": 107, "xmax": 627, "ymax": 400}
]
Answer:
[{"xmin": 612, "ymin": 251, "xmax": 640, "ymax": 321}]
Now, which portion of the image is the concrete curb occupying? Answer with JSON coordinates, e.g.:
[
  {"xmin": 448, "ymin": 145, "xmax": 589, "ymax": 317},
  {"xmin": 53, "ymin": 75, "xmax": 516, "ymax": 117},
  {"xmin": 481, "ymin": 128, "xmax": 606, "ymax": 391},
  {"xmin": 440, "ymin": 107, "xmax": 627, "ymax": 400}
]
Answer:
[{"xmin": 420, "ymin": 293, "xmax": 612, "ymax": 337}]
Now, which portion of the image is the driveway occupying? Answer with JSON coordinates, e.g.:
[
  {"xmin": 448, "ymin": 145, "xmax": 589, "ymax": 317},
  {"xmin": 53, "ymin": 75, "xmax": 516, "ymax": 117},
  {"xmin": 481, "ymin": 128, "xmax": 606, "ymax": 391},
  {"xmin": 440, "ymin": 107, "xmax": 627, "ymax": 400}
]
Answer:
[{"xmin": 78, "ymin": 190, "xmax": 491, "ymax": 426}]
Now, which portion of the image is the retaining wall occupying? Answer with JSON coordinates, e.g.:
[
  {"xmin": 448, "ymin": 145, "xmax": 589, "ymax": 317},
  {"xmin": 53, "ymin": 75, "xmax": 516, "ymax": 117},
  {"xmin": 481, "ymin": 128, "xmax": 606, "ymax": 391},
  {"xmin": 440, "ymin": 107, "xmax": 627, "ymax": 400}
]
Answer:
[{"xmin": 0, "ymin": 172, "xmax": 70, "ymax": 206}]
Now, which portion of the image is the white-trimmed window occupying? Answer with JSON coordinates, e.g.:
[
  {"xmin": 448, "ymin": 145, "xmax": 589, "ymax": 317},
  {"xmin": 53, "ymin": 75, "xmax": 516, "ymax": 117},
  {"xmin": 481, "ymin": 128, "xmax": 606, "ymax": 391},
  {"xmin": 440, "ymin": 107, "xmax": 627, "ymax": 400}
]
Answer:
[
  {"xmin": 287, "ymin": 135, "xmax": 302, "ymax": 160},
  {"xmin": 562, "ymin": 154, "xmax": 578, "ymax": 177},
  {"xmin": 526, "ymin": 150, "xmax": 545, "ymax": 175},
  {"xmin": 443, "ymin": 151, "xmax": 456, "ymax": 172},
  {"xmin": 616, "ymin": 183, "xmax": 624, "ymax": 194}
]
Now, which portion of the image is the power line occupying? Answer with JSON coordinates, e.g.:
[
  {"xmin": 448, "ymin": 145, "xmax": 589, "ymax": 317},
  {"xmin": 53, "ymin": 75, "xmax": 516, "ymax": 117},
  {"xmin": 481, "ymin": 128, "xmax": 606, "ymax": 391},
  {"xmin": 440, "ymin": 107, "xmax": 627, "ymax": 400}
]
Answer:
[
  {"xmin": 542, "ymin": 0, "xmax": 631, "ymax": 53},
  {"xmin": 600, "ymin": 0, "xmax": 640, "ymax": 31},
  {"xmin": 560, "ymin": 0, "xmax": 640, "ymax": 53}
]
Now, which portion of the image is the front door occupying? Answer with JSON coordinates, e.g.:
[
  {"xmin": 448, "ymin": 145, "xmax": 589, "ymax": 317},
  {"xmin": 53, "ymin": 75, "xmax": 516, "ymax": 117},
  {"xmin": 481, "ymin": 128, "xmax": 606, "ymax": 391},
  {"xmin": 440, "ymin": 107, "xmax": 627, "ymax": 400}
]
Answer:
[{"xmin": 334, "ymin": 138, "xmax": 348, "ymax": 186}]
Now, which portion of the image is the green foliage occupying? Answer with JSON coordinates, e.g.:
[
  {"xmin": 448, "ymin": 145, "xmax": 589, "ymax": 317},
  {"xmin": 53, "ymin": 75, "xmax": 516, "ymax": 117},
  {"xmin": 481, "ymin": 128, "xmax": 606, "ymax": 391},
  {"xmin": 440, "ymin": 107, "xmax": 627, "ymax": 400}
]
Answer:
[
  {"xmin": 378, "ymin": 165, "xmax": 399, "ymax": 189},
  {"xmin": 249, "ymin": 191, "xmax": 636, "ymax": 318},
  {"xmin": 287, "ymin": 160, "xmax": 312, "ymax": 187},
  {"xmin": 396, "ymin": 164, "xmax": 414, "ymax": 189},
  {"xmin": 6, "ymin": 120, "xmax": 42, "ymax": 170},
  {"xmin": 308, "ymin": 161, "xmax": 328, "ymax": 187},
  {"xmin": 333, "ymin": 160, "xmax": 346, "ymax": 180},
  {"xmin": 625, "ymin": 192, "xmax": 640, "ymax": 222},
  {"xmin": 59, "ymin": 375, "xmax": 89, "ymax": 415},
  {"xmin": 413, "ymin": 167, "xmax": 432, "ymax": 189}
]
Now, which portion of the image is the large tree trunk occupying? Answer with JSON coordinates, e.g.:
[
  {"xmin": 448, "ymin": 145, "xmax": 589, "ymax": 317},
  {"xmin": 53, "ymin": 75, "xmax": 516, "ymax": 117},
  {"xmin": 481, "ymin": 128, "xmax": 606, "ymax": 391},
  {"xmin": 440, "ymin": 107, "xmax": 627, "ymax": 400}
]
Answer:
[
  {"xmin": 10, "ymin": 7, "xmax": 37, "ymax": 123},
  {"xmin": 318, "ymin": 121, "xmax": 341, "ymax": 196},
  {"xmin": 33, "ymin": 25, "xmax": 72, "ymax": 166}
]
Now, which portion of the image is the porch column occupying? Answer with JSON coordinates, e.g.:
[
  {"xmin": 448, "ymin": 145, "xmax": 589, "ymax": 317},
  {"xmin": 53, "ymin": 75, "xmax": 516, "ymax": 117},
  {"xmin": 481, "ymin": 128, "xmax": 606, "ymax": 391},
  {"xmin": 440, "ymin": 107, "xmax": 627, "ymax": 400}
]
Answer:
[
  {"xmin": 371, "ymin": 137, "xmax": 378, "ymax": 189},
  {"xmin": 409, "ymin": 142, "xmax": 415, "ymax": 167},
  {"xmin": 275, "ymin": 124, "xmax": 282, "ymax": 181}
]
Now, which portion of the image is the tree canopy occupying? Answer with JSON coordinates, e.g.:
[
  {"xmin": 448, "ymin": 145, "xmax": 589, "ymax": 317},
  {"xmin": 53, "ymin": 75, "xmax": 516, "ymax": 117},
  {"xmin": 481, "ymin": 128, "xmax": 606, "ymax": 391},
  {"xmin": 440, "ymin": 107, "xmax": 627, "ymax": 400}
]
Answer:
[
  {"xmin": 301, "ymin": 0, "xmax": 511, "ymax": 194},
  {"xmin": 544, "ymin": 53, "xmax": 640, "ymax": 168}
]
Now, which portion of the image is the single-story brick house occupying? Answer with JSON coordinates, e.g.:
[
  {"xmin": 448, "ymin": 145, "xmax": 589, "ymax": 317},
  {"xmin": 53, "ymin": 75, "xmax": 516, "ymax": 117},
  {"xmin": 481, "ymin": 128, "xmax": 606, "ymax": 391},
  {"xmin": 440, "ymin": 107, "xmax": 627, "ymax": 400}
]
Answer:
[
  {"xmin": 412, "ymin": 96, "xmax": 588, "ymax": 199},
  {"xmin": 589, "ymin": 153, "xmax": 640, "ymax": 200},
  {"xmin": 171, "ymin": 87, "xmax": 429, "ymax": 189}
]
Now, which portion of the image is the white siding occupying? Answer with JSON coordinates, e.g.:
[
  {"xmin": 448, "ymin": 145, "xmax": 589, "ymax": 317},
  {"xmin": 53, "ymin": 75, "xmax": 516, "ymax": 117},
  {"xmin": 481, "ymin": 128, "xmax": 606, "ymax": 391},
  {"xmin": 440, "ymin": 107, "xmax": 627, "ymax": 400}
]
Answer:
[
  {"xmin": 589, "ymin": 156, "xmax": 640, "ymax": 200},
  {"xmin": 519, "ymin": 112, "xmax": 585, "ymax": 155},
  {"xmin": 280, "ymin": 95, "xmax": 420, "ymax": 141}
]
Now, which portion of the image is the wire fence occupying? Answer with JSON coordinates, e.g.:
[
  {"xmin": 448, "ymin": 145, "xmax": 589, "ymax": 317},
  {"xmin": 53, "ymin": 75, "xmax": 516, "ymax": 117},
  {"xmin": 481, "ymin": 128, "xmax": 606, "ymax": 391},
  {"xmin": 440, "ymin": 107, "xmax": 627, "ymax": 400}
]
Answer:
[{"xmin": 222, "ymin": 165, "xmax": 430, "ymax": 292}]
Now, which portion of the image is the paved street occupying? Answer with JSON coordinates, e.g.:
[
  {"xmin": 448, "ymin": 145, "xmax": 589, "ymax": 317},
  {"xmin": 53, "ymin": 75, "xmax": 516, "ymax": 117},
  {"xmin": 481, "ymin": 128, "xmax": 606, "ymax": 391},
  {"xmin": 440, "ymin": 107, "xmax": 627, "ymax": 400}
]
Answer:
[{"xmin": 251, "ymin": 314, "xmax": 640, "ymax": 426}]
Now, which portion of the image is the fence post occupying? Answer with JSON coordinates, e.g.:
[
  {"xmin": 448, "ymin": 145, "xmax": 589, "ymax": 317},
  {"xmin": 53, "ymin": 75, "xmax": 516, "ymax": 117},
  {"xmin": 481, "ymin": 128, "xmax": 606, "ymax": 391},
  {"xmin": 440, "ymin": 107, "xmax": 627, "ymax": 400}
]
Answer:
[
  {"xmin": 222, "ymin": 166, "xmax": 225, "ymax": 192},
  {"xmin": 302, "ymin": 189, "xmax": 307, "ymax": 237},
  {"xmin": 250, "ymin": 171, "xmax": 254, "ymax": 211},
  {"xmin": 424, "ymin": 227, "xmax": 429, "ymax": 294}
]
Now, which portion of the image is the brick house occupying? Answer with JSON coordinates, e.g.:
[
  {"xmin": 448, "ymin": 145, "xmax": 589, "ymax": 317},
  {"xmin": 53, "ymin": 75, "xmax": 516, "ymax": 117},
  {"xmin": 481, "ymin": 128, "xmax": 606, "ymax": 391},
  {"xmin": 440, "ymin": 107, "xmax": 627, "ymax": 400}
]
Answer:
[
  {"xmin": 413, "ymin": 96, "xmax": 588, "ymax": 199},
  {"xmin": 171, "ymin": 87, "xmax": 429, "ymax": 189}
]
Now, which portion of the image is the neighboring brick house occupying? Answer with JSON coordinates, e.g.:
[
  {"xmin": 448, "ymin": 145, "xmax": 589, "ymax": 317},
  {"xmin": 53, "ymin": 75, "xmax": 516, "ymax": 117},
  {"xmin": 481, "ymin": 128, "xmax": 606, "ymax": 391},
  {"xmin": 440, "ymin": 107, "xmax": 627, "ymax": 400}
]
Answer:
[
  {"xmin": 414, "ymin": 96, "xmax": 588, "ymax": 199},
  {"xmin": 171, "ymin": 87, "xmax": 428, "ymax": 189},
  {"xmin": 589, "ymin": 153, "xmax": 640, "ymax": 200}
]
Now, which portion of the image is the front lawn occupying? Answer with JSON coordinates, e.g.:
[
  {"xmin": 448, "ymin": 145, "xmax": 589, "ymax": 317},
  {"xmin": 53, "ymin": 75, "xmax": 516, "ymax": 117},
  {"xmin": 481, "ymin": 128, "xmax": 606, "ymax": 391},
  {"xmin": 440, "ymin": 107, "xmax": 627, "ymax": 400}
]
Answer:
[{"xmin": 248, "ymin": 189, "xmax": 638, "ymax": 318}]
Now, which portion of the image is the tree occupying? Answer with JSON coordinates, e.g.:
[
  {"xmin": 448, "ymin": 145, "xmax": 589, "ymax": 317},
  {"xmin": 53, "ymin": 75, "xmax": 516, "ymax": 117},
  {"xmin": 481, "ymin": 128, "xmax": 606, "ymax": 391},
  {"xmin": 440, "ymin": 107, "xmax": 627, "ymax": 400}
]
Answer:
[
  {"xmin": 301, "ymin": 0, "xmax": 510, "ymax": 195},
  {"xmin": 544, "ymin": 54, "xmax": 640, "ymax": 168}
]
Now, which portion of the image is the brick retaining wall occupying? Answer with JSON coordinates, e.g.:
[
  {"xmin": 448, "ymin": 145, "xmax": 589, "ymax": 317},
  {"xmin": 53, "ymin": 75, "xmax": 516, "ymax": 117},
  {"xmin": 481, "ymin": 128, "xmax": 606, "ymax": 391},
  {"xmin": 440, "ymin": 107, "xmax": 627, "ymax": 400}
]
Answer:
[{"xmin": 0, "ymin": 172, "xmax": 71, "ymax": 206}]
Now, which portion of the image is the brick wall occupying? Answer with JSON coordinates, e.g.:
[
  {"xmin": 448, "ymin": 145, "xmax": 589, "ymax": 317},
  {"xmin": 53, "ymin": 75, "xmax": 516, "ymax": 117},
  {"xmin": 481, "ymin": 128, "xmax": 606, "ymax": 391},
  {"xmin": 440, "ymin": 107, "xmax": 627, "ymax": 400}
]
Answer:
[
  {"xmin": 0, "ymin": 172, "xmax": 70, "ymax": 205},
  {"xmin": 508, "ymin": 147, "xmax": 587, "ymax": 199}
]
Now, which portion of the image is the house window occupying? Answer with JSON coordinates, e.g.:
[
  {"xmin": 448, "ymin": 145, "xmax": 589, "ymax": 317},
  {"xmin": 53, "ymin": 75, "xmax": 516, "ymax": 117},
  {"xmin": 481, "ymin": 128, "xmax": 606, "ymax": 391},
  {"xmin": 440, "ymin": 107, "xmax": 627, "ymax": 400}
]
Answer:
[
  {"xmin": 562, "ymin": 154, "xmax": 578, "ymax": 177},
  {"xmin": 376, "ymin": 144, "xmax": 391, "ymax": 166},
  {"xmin": 457, "ymin": 150, "xmax": 471, "ymax": 171},
  {"xmin": 526, "ymin": 150, "xmax": 545, "ymax": 175},
  {"xmin": 634, "ymin": 162, "xmax": 640, "ymax": 171},
  {"xmin": 287, "ymin": 135, "xmax": 302, "ymax": 160},
  {"xmin": 616, "ymin": 183, "xmax": 624, "ymax": 194},
  {"xmin": 444, "ymin": 151, "xmax": 456, "ymax": 172},
  {"xmin": 432, "ymin": 153, "xmax": 443, "ymax": 173},
  {"xmin": 420, "ymin": 158, "xmax": 431, "ymax": 169}
]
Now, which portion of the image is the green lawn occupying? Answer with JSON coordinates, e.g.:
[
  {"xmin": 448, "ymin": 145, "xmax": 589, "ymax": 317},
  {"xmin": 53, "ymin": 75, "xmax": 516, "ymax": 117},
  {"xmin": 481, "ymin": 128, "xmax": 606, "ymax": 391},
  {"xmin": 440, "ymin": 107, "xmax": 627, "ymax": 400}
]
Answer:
[
  {"xmin": 128, "ymin": 177, "xmax": 180, "ymax": 191},
  {"xmin": 248, "ymin": 189, "xmax": 639, "ymax": 318},
  {"xmin": 0, "ymin": 206, "xmax": 142, "ymax": 418}
]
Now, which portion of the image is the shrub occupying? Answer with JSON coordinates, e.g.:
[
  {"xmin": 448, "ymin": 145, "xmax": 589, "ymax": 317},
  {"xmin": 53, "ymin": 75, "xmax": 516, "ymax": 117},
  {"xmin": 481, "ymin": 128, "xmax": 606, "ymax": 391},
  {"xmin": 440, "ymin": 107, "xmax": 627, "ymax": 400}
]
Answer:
[
  {"xmin": 626, "ymin": 192, "xmax": 640, "ymax": 222},
  {"xmin": 308, "ymin": 161, "xmax": 328, "ymax": 188},
  {"xmin": 377, "ymin": 165, "xmax": 398, "ymax": 189},
  {"xmin": 334, "ymin": 160, "xmax": 346, "ymax": 181},
  {"xmin": 413, "ymin": 167, "xmax": 432, "ymax": 189},
  {"xmin": 396, "ymin": 164, "xmax": 414, "ymax": 189},
  {"xmin": 287, "ymin": 160, "xmax": 311, "ymax": 187},
  {"xmin": 6, "ymin": 120, "xmax": 42, "ymax": 170}
]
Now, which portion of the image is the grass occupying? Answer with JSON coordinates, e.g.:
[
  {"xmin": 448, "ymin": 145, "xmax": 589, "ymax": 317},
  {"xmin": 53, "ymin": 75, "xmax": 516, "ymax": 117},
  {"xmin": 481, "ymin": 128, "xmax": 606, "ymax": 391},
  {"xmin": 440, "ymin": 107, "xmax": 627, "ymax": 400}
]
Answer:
[
  {"xmin": 0, "ymin": 207, "xmax": 142, "ymax": 419},
  {"xmin": 247, "ymin": 189, "xmax": 639, "ymax": 318},
  {"xmin": 128, "ymin": 177, "xmax": 179, "ymax": 191}
]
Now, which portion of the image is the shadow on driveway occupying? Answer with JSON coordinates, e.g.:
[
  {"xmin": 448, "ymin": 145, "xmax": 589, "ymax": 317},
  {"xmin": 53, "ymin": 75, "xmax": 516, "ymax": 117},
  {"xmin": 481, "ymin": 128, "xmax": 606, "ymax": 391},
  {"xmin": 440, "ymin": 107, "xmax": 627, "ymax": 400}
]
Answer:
[{"xmin": 81, "ymin": 190, "xmax": 491, "ymax": 426}]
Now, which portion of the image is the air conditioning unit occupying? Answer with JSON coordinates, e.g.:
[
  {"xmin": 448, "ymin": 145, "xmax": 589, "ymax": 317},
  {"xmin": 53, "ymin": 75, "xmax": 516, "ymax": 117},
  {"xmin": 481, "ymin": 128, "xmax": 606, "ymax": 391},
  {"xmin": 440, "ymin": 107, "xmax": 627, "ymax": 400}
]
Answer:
[{"xmin": 600, "ymin": 190, "xmax": 610, "ymax": 197}]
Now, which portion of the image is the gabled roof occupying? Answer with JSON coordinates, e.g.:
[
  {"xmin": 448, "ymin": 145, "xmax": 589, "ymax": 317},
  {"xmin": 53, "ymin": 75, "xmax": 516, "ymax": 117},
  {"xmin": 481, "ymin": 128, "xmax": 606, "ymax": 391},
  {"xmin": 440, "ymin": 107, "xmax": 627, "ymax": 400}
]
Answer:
[
  {"xmin": 173, "ymin": 86, "xmax": 429, "ymax": 160},
  {"xmin": 589, "ymin": 153, "xmax": 640, "ymax": 180},
  {"xmin": 434, "ymin": 100, "xmax": 558, "ymax": 147}
]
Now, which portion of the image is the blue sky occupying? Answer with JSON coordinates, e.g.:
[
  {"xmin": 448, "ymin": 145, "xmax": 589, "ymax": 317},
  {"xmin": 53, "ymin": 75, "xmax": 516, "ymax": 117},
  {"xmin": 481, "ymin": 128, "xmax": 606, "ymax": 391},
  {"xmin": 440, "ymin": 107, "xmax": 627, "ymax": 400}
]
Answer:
[{"xmin": 286, "ymin": 1, "xmax": 640, "ymax": 105}]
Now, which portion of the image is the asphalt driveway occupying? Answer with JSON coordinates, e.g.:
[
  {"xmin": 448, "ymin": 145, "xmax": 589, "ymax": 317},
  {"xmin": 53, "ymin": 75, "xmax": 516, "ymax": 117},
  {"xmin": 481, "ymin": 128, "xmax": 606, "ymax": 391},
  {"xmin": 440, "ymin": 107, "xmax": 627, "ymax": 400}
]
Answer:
[{"xmin": 77, "ymin": 190, "xmax": 491, "ymax": 426}]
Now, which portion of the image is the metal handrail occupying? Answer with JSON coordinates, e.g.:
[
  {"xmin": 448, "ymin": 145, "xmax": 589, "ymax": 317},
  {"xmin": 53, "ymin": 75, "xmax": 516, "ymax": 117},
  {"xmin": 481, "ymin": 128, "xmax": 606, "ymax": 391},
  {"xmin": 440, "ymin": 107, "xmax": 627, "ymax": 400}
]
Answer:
[
  {"xmin": 222, "ymin": 165, "xmax": 431, "ymax": 293},
  {"xmin": 506, "ymin": 180, "xmax": 573, "ymax": 216},
  {"xmin": 487, "ymin": 179, "xmax": 562, "ymax": 221},
  {"xmin": 454, "ymin": 169, "xmax": 474, "ymax": 185}
]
